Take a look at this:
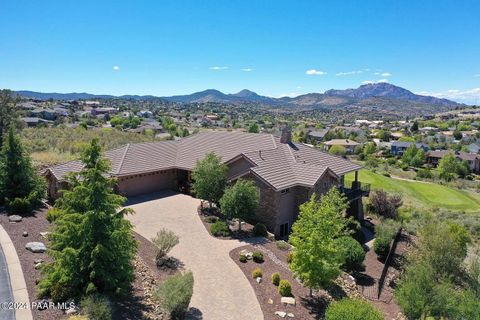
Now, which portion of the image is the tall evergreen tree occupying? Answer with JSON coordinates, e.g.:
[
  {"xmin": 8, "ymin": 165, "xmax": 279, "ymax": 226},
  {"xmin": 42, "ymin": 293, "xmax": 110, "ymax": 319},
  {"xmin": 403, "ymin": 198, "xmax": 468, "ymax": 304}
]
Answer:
[
  {"xmin": 0, "ymin": 126, "xmax": 45, "ymax": 208},
  {"xmin": 0, "ymin": 90, "xmax": 20, "ymax": 148},
  {"xmin": 39, "ymin": 139, "xmax": 137, "ymax": 302}
]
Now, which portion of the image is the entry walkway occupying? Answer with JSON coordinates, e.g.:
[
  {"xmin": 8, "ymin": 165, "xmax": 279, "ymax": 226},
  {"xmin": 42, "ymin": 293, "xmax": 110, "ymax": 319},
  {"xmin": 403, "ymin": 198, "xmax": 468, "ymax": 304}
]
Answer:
[{"xmin": 126, "ymin": 191, "xmax": 264, "ymax": 320}]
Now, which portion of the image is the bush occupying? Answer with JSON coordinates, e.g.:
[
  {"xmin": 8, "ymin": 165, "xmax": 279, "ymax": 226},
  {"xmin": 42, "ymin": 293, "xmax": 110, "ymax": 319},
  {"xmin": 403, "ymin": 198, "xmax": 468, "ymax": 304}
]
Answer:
[
  {"xmin": 252, "ymin": 251, "xmax": 264, "ymax": 263},
  {"xmin": 46, "ymin": 207, "xmax": 63, "ymax": 223},
  {"xmin": 278, "ymin": 280, "xmax": 292, "ymax": 297},
  {"xmin": 253, "ymin": 223, "xmax": 268, "ymax": 237},
  {"xmin": 80, "ymin": 295, "xmax": 112, "ymax": 320},
  {"xmin": 151, "ymin": 229, "xmax": 179, "ymax": 266},
  {"xmin": 210, "ymin": 221, "xmax": 230, "ymax": 237},
  {"xmin": 252, "ymin": 267, "xmax": 263, "ymax": 278},
  {"xmin": 205, "ymin": 216, "xmax": 218, "ymax": 223},
  {"xmin": 7, "ymin": 197, "xmax": 31, "ymax": 215},
  {"xmin": 271, "ymin": 272, "xmax": 281, "ymax": 286},
  {"xmin": 417, "ymin": 168, "xmax": 433, "ymax": 179},
  {"xmin": 276, "ymin": 240, "xmax": 290, "ymax": 251},
  {"xmin": 239, "ymin": 254, "xmax": 247, "ymax": 263},
  {"xmin": 154, "ymin": 271, "xmax": 194, "ymax": 320},
  {"xmin": 373, "ymin": 220, "xmax": 400, "ymax": 258},
  {"xmin": 286, "ymin": 251, "xmax": 294, "ymax": 264},
  {"xmin": 325, "ymin": 298, "xmax": 383, "ymax": 320},
  {"xmin": 335, "ymin": 236, "xmax": 366, "ymax": 271},
  {"xmin": 368, "ymin": 189, "xmax": 403, "ymax": 219}
]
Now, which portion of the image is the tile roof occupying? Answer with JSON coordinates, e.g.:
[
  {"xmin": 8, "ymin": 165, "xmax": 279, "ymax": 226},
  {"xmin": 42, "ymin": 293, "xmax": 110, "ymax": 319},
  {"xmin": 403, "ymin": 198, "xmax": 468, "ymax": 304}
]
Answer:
[
  {"xmin": 324, "ymin": 139, "xmax": 359, "ymax": 146},
  {"xmin": 47, "ymin": 131, "xmax": 361, "ymax": 190},
  {"xmin": 427, "ymin": 150, "xmax": 480, "ymax": 161}
]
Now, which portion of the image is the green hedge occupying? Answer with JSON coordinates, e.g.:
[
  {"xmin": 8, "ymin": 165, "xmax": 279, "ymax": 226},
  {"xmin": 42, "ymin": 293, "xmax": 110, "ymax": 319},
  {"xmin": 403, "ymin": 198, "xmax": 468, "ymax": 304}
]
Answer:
[{"xmin": 325, "ymin": 299, "xmax": 383, "ymax": 320}]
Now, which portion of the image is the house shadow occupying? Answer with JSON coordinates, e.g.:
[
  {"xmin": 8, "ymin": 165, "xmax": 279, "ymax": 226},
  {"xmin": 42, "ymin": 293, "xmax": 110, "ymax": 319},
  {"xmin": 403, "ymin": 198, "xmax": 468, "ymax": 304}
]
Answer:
[
  {"xmin": 124, "ymin": 190, "xmax": 184, "ymax": 206},
  {"xmin": 237, "ymin": 236, "xmax": 269, "ymax": 246}
]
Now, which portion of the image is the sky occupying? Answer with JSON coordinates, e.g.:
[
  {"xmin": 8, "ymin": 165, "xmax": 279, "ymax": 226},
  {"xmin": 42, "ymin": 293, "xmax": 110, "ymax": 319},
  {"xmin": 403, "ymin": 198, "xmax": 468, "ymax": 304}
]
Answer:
[{"xmin": 1, "ymin": 0, "xmax": 479, "ymax": 103}]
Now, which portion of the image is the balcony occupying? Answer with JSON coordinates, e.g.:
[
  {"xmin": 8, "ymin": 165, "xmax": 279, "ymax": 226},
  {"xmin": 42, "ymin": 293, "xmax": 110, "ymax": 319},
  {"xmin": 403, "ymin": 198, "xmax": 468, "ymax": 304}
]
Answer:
[{"xmin": 338, "ymin": 181, "xmax": 370, "ymax": 202}]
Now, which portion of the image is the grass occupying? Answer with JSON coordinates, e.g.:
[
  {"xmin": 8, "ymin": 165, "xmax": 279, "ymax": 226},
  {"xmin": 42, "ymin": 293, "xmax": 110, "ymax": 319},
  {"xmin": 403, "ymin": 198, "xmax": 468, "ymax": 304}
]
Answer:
[{"xmin": 346, "ymin": 169, "xmax": 480, "ymax": 212}]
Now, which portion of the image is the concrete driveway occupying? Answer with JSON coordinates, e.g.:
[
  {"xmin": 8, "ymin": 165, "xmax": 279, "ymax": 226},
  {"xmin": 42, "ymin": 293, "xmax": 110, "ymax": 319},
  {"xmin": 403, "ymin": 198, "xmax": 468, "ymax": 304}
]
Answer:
[{"xmin": 126, "ymin": 191, "xmax": 263, "ymax": 320}]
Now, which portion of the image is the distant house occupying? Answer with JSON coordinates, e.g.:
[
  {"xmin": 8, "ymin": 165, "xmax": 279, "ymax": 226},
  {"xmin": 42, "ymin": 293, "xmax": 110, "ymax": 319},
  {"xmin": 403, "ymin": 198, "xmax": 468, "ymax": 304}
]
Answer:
[
  {"xmin": 30, "ymin": 108, "xmax": 56, "ymax": 120},
  {"xmin": 137, "ymin": 110, "xmax": 153, "ymax": 118},
  {"xmin": 53, "ymin": 105, "xmax": 69, "ymax": 117},
  {"xmin": 91, "ymin": 107, "xmax": 117, "ymax": 116},
  {"xmin": 468, "ymin": 143, "xmax": 480, "ymax": 154},
  {"xmin": 324, "ymin": 139, "xmax": 360, "ymax": 154},
  {"xmin": 391, "ymin": 141, "xmax": 429, "ymax": 156},
  {"xmin": 426, "ymin": 150, "xmax": 480, "ymax": 174},
  {"xmin": 21, "ymin": 117, "xmax": 51, "ymax": 127},
  {"xmin": 307, "ymin": 129, "xmax": 328, "ymax": 142}
]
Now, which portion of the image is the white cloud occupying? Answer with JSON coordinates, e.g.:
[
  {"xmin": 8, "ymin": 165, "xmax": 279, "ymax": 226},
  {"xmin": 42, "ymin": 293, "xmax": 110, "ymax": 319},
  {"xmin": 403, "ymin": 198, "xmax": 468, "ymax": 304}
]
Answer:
[
  {"xmin": 296, "ymin": 86, "xmax": 303, "ymax": 89},
  {"xmin": 361, "ymin": 79, "xmax": 389, "ymax": 85},
  {"xmin": 417, "ymin": 88, "xmax": 480, "ymax": 104},
  {"xmin": 336, "ymin": 70, "xmax": 363, "ymax": 76},
  {"xmin": 113, "ymin": 66, "xmax": 120, "ymax": 71},
  {"xmin": 374, "ymin": 72, "xmax": 380, "ymax": 75},
  {"xmin": 240, "ymin": 68, "xmax": 253, "ymax": 72},
  {"xmin": 305, "ymin": 69, "xmax": 327, "ymax": 75},
  {"xmin": 209, "ymin": 66, "xmax": 228, "ymax": 70},
  {"xmin": 381, "ymin": 72, "xmax": 391, "ymax": 77}
]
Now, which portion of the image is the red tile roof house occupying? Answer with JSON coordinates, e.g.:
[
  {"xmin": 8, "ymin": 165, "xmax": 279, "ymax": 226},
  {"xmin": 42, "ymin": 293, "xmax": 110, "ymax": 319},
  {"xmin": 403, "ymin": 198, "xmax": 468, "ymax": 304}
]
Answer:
[
  {"xmin": 426, "ymin": 150, "xmax": 480, "ymax": 174},
  {"xmin": 44, "ymin": 128, "xmax": 369, "ymax": 239}
]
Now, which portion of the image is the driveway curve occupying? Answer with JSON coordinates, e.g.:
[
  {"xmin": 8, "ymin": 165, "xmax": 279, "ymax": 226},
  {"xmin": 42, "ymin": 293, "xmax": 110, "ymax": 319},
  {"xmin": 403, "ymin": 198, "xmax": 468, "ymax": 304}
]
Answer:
[{"xmin": 126, "ymin": 191, "xmax": 263, "ymax": 320}]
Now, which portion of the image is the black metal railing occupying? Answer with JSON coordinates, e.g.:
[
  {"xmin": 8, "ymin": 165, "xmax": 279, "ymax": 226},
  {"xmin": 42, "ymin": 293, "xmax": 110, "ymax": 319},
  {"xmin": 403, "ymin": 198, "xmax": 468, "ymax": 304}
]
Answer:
[{"xmin": 338, "ymin": 182, "xmax": 370, "ymax": 201}]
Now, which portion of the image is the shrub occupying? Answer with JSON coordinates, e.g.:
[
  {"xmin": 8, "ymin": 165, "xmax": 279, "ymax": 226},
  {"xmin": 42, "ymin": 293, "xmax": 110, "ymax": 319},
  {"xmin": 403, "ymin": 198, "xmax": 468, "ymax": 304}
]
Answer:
[
  {"xmin": 210, "ymin": 221, "xmax": 230, "ymax": 237},
  {"xmin": 46, "ymin": 207, "xmax": 63, "ymax": 223},
  {"xmin": 286, "ymin": 251, "xmax": 294, "ymax": 264},
  {"xmin": 80, "ymin": 295, "xmax": 112, "ymax": 320},
  {"xmin": 154, "ymin": 271, "xmax": 194, "ymax": 320},
  {"xmin": 7, "ymin": 197, "xmax": 31, "ymax": 215},
  {"xmin": 373, "ymin": 236, "xmax": 391, "ymax": 258},
  {"xmin": 368, "ymin": 189, "xmax": 403, "ymax": 219},
  {"xmin": 151, "ymin": 229, "xmax": 179, "ymax": 266},
  {"xmin": 278, "ymin": 280, "xmax": 292, "ymax": 297},
  {"xmin": 239, "ymin": 254, "xmax": 247, "ymax": 263},
  {"xmin": 335, "ymin": 236, "xmax": 366, "ymax": 271},
  {"xmin": 252, "ymin": 267, "xmax": 263, "ymax": 278},
  {"xmin": 276, "ymin": 240, "xmax": 290, "ymax": 251},
  {"xmin": 271, "ymin": 272, "xmax": 281, "ymax": 286},
  {"xmin": 253, "ymin": 223, "xmax": 268, "ymax": 237},
  {"xmin": 252, "ymin": 251, "xmax": 264, "ymax": 263},
  {"xmin": 373, "ymin": 220, "xmax": 400, "ymax": 258},
  {"xmin": 417, "ymin": 168, "xmax": 433, "ymax": 179},
  {"xmin": 325, "ymin": 298, "xmax": 383, "ymax": 320},
  {"xmin": 205, "ymin": 216, "xmax": 218, "ymax": 223}
]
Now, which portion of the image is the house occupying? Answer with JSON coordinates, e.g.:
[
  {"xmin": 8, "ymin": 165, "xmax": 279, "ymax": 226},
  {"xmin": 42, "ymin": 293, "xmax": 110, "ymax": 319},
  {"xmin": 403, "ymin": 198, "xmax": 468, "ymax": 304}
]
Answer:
[
  {"xmin": 468, "ymin": 143, "xmax": 480, "ymax": 154},
  {"xmin": 323, "ymin": 139, "xmax": 360, "ymax": 154},
  {"xmin": 20, "ymin": 117, "xmax": 51, "ymax": 127},
  {"xmin": 91, "ymin": 107, "xmax": 117, "ymax": 116},
  {"xmin": 426, "ymin": 150, "xmax": 480, "ymax": 174},
  {"xmin": 44, "ymin": 128, "xmax": 368, "ymax": 239},
  {"xmin": 53, "ymin": 105, "xmax": 69, "ymax": 117},
  {"xmin": 391, "ymin": 142, "xmax": 429, "ymax": 156},
  {"xmin": 30, "ymin": 108, "xmax": 56, "ymax": 120},
  {"xmin": 307, "ymin": 129, "xmax": 328, "ymax": 142},
  {"xmin": 137, "ymin": 110, "xmax": 153, "ymax": 118}
]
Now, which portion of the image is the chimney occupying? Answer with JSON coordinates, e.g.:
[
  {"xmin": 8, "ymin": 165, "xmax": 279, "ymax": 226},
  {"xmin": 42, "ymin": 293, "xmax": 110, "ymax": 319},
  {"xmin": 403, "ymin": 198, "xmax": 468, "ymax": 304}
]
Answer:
[{"xmin": 280, "ymin": 126, "xmax": 292, "ymax": 144}]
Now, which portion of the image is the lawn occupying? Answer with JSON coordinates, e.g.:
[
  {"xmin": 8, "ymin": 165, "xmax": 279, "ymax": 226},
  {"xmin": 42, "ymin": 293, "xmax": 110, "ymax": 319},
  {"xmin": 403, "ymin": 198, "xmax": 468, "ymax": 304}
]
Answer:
[{"xmin": 345, "ymin": 169, "xmax": 480, "ymax": 212}]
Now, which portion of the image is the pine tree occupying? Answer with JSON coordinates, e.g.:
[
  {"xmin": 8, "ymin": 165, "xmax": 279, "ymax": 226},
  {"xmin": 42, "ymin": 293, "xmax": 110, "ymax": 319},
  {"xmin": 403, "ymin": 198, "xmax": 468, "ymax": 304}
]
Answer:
[
  {"xmin": 0, "ymin": 90, "xmax": 20, "ymax": 148},
  {"xmin": 0, "ymin": 126, "xmax": 45, "ymax": 210},
  {"xmin": 39, "ymin": 139, "xmax": 137, "ymax": 302}
]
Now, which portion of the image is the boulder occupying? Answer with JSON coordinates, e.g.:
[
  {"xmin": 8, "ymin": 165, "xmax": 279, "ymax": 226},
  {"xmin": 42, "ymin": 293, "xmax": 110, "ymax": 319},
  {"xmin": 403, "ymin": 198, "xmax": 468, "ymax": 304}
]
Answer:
[
  {"xmin": 26, "ymin": 242, "xmax": 47, "ymax": 253},
  {"xmin": 8, "ymin": 215, "xmax": 22, "ymax": 223},
  {"xmin": 256, "ymin": 277, "xmax": 262, "ymax": 283},
  {"xmin": 22, "ymin": 231, "xmax": 28, "ymax": 237},
  {"xmin": 287, "ymin": 313, "xmax": 295, "ymax": 318},
  {"xmin": 34, "ymin": 259, "xmax": 44, "ymax": 264},
  {"xmin": 281, "ymin": 297, "xmax": 296, "ymax": 305},
  {"xmin": 34, "ymin": 263, "xmax": 42, "ymax": 270},
  {"xmin": 275, "ymin": 311, "xmax": 287, "ymax": 318}
]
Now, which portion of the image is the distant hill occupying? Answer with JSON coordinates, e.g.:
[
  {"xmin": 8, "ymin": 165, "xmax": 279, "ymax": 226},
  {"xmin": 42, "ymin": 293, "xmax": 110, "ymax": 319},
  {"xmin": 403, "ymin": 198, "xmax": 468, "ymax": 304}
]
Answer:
[
  {"xmin": 13, "ymin": 83, "xmax": 463, "ymax": 115},
  {"xmin": 324, "ymin": 83, "xmax": 459, "ymax": 107}
]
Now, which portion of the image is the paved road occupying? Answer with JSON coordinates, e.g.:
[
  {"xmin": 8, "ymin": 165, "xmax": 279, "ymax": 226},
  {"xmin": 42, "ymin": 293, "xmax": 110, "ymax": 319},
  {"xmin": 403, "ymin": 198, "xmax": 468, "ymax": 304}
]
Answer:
[
  {"xmin": 126, "ymin": 191, "xmax": 264, "ymax": 320},
  {"xmin": 0, "ymin": 244, "xmax": 15, "ymax": 320}
]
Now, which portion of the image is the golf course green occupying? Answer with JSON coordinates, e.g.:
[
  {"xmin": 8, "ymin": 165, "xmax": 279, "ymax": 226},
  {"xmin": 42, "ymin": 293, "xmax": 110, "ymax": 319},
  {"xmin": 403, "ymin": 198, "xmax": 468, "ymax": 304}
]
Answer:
[{"xmin": 345, "ymin": 169, "xmax": 480, "ymax": 212}]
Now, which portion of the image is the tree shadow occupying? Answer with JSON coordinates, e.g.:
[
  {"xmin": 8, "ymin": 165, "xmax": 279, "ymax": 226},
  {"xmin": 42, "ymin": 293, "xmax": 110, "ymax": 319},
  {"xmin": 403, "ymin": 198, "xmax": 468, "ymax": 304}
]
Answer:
[
  {"xmin": 186, "ymin": 307, "xmax": 203, "ymax": 320},
  {"xmin": 300, "ymin": 294, "xmax": 329, "ymax": 320},
  {"xmin": 353, "ymin": 272, "xmax": 375, "ymax": 286},
  {"xmin": 157, "ymin": 257, "xmax": 185, "ymax": 272},
  {"xmin": 112, "ymin": 294, "xmax": 152, "ymax": 320}
]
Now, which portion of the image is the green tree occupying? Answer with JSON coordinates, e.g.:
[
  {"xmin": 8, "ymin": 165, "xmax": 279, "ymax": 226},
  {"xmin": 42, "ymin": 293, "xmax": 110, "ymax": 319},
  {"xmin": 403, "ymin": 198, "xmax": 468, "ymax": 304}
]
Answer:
[
  {"xmin": 377, "ymin": 129, "xmax": 391, "ymax": 141},
  {"xmin": 410, "ymin": 121, "xmax": 419, "ymax": 133},
  {"xmin": 191, "ymin": 152, "xmax": 227, "ymax": 209},
  {"xmin": 438, "ymin": 153, "xmax": 459, "ymax": 181},
  {"xmin": 39, "ymin": 139, "xmax": 137, "ymax": 301},
  {"xmin": 363, "ymin": 142, "xmax": 376, "ymax": 157},
  {"xmin": 0, "ymin": 90, "xmax": 20, "ymax": 147},
  {"xmin": 289, "ymin": 188, "xmax": 351, "ymax": 295},
  {"xmin": 219, "ymin": 179, "xmax": 259, "ymax": 230},
  {"xmin": 328, "ymin": 145, "xmax": 347, "ymax": 156},
  {"xmin": 0, "ymin": 127, "xmax": 45, "ymax": 210},
  {"xmin": 248, "ymin": 122, "xmax": 260, "ymax": 133},
  {"xmin": 453, "ymin": 130, "xmax": 463, "ymax": 140}
]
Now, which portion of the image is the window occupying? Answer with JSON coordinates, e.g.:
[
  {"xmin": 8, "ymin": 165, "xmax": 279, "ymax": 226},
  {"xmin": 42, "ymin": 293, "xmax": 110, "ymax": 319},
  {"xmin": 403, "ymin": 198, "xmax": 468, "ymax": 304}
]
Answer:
[
  {"xmin": 280, "ymin": 188, "xmax": 290, "ymax": 195},
  {"xmin": 279, "ymin": 222, "xmax": 289, "ymax": 238}
]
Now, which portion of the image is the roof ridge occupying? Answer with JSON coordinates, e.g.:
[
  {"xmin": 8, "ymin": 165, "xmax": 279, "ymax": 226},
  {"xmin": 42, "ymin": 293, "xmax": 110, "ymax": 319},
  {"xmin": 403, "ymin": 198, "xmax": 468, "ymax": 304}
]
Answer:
[{"xmin": 117, "ymin": 143, "xmax": 131, "ymax": 174}]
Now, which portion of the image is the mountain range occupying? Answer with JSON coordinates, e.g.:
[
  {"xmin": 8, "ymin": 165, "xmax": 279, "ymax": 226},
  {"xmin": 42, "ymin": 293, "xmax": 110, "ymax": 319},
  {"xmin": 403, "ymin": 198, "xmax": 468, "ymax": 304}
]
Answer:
[{"xmin": 14, "ymin": 83, "xmax": 462, "ymax": 111}]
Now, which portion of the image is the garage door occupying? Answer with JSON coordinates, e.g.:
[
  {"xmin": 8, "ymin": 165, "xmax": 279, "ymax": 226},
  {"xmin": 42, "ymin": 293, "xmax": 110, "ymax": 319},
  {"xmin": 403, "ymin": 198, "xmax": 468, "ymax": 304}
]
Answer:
[{"xmin": 117, "ymin": 170, "xmax": 176, "ymax": 197}]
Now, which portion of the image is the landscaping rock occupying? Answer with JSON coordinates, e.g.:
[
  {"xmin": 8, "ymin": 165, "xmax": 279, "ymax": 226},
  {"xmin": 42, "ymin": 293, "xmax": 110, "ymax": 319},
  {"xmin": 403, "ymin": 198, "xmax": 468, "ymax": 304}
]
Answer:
[
  {"xmin": 26, "ymin": 242, "xmax": 47, "ymax": 253},
  {"xmin": 8, "ymin": 215, "xmax": 22, "ymax": 223},
  {"xmin": 65, "ymin": 307, "xmax": 78, "ymax": 315},
  {"xmin": 275, "ymin": 311, "xmax": 287, "ymax": 318},
  {"xmin": 268, "ymin": 298, "xmax": 273, "ymax": 304},
  {"xmin": 22, "ymin": 231, "xmax": 28, "ymax": 237},
  {"xmin": 281, "ymin": 297, "xmax": 296, "ymax": 305},
  {"xmin": 39, "ymin": 232, "xmax": 50, "ymax": 239},
  {"xmin": 287, "ymin": 313, "xmax": 295, "ymax": 318},
  {"xmin": 34, "ymin": 262, "xmax": 42, "ymax": 270},
  {"xmin": 34, "ymin": 259, "xmax": 44, "ymax": 264},
  {"xmin": 256, "ymin": 277, "xmax": 262, "ymax": 283}
]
